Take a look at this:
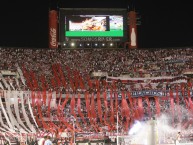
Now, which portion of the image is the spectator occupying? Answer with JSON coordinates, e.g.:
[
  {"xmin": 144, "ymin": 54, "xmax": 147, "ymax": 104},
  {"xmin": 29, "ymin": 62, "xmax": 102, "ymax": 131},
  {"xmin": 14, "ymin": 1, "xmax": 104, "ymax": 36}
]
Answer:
[{"xmin": 44, "ymin": 136, "xmax": 53, "ymax": 145}]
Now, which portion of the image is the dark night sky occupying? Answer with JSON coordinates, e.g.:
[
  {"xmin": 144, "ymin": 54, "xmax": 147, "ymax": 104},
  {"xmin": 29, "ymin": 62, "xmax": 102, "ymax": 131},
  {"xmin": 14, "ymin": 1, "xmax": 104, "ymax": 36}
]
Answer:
[{"xmin": 0, "ymin": 0, "xmax": 193, "ymax": 48}]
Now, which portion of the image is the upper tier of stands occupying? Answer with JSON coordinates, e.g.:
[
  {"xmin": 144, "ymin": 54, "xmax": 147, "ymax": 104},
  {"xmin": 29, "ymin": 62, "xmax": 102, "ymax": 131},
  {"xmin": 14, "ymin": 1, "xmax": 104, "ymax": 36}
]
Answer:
[{"xmin": 0, "ymin": 47, "xmax": 193, "ymax": 92}]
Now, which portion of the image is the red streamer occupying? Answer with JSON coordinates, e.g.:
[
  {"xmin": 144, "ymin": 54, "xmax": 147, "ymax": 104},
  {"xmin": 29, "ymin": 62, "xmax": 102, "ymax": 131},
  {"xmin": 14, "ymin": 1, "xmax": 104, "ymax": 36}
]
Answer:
[
  {"xmin": 176, "ymin": 86, "xmax": 181, "ymax": 122},
  {"xmin": 103, "ymin": 92, "xmax": 112, "ymax": 131},
  {"xmin": 58, "ymin": 94, "xmax": 75, "ymax": 132},
  {"xmin": 145, "ymin": 96, "xmax": 151, "ymax": 119},
  {"xmin": 84, "ymin": 92, "xmax": 91, "ymax": 118},
  {"xmin": 97, "ymin": 92, "xmax": 103, "ymax": 123},
  {"xmin": 70, "ymin": 95, "xmax": 76, "ymax": 117},
  {"xmin": 110, "ymin": 91, "xmax": 114, "ymax": 124},
  {"xmin": 121, "ymin": 92, "xmax": 130, "ymax": 130},
  {"xmin": 187, "ymin": 83, "xmax": 193, "ymax": 113},
  {"xmin": 154, "ymin": 97, "xmax": 160, "ymax": 117},
  {"xmin": 138, "ymin": 97, "xmax": 144, "ymax": 118},
  {"xmin": 40, "ymin": 75, "xmax": 47, "ymax": 105},
  {"xmin": 169, "ymin": 90, "xmax": 175, "ymax": 126},
  {"xmin": 77, "ymin": 93, "xmax": 86, "ymax": 124}
]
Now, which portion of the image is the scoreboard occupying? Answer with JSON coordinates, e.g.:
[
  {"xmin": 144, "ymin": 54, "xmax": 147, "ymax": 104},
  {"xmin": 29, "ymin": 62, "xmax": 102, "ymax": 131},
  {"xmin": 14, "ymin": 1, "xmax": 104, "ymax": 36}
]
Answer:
[{"xmin": 59, "ymin": 8, "xmax": 128, "ymax": 48}]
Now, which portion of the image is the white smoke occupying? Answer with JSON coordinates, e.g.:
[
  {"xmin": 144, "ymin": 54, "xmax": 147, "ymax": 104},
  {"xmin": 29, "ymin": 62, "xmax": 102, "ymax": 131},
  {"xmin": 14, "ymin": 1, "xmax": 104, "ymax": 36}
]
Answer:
[
  {"xmin": 127, "ymin": 119, "xmax": 152, "ymax": 145},
  {"xmin": 127, "ymin": 105, "xmax": 193, "ymax": 145},
  {"xmin": 128, "ymin": 120, "xmax": 142, "ymax": 135}
]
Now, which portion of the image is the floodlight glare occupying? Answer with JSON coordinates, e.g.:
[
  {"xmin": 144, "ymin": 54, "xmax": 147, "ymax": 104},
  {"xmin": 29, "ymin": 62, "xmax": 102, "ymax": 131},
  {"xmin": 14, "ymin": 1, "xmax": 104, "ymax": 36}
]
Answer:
[
  {"xmin": 63, "ymin": 42, "xmax": 67, "ymax": 46},
  {"xmin": 71, "ymin": 42, "xmax": 75, "ymax": 47}
]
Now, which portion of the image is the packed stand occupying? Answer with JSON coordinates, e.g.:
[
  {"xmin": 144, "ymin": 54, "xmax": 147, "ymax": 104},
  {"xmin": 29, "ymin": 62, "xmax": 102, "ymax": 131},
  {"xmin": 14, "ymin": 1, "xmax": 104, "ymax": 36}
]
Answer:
[{"xmin": 0, "ymin": 47, "xmax": 193, "ymax": 143}]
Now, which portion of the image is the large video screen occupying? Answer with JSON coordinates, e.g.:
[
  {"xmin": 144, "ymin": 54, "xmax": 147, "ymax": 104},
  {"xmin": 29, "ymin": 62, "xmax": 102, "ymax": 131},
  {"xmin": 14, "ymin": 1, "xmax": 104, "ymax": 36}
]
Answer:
[
  {"xmin": 59, "ymin": 8, "xmax": 127, "ymax": 42},
  {"xmin": 66, "ymin": 15, "xmax": 123, "ymax": 37}
]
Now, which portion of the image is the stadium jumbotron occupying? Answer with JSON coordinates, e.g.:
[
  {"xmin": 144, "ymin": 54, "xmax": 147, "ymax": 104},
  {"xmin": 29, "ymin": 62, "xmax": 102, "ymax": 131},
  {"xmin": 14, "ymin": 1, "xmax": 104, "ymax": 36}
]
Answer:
[{"xmin": 0, "ymin": 3, "xmax": 193, "ymax": 145}]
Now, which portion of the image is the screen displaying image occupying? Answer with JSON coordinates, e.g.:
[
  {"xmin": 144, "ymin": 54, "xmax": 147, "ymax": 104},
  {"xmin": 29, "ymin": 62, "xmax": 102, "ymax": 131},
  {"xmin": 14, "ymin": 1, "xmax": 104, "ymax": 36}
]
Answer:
[
  {"xmin": 65, "ymin": 15, "xmax": 124, "ymax": 37},
  {"xmin": 69, "ymin": 16, "xmax": 107, "ymax": 31},
  {"xmin": 110, "ymin": 16, "xmax": 123, "ymax": 30}
]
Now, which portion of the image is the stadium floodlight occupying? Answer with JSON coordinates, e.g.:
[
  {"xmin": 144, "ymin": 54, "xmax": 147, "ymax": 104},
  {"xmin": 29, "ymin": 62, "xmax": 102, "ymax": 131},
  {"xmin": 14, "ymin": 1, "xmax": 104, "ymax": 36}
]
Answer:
[
  {"xmin": 70, "ymin": 42, "xmax": 76, "ymax": 47},
  {"xmin": 85, "ymin": 42, "xmax": 91, "ymax": 48},
  {"xmin": 78, "ymin": 42, "xmax": 84, "ymax": 48},
  {"xmin": 63, "ymin": 42, "xmax": 67, "ymax": 46},
  {"xmin": 92, "ymin": 42, "xmax": 99, "ymax": 48},
  {"xmin": 63, "ymin": 42, "xmax": 68, "ymax": 48},
  {"xmin": 101, "ymin": 42, "xmax": 106, "ymax": 48},
  {"xmin": 109, "ymin": 42, "xmax": 114, "ymax": 47},
  {"xmin": 108, "ymin": 42, "xmax": 117, "ymax": 48}
]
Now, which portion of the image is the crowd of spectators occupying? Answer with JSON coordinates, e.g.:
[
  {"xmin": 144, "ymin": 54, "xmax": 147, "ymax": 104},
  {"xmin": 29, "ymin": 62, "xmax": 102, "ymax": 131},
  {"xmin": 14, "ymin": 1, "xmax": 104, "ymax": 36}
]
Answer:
[
  {"xmin": 1, "ymin": 47, "xmax": 193, "ymax": 92},
  {"xmin": 0, "ymin": 47, "xmax": 193, "ymax": 144}
]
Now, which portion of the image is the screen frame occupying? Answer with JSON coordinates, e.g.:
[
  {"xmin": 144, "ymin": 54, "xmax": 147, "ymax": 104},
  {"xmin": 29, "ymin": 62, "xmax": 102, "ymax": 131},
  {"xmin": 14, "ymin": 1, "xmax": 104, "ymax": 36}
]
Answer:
[{"xmin": 59, "ymin": 8, "xmax": 128, "ymax": 43}]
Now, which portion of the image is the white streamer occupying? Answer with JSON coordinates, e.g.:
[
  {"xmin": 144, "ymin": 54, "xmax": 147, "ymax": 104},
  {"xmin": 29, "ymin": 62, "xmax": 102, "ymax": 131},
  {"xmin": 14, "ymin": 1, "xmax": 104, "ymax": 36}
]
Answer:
[
  {"xmin": 0, "ymin": 74, "xmax": 10, "ymax": 90},
  {"xmin": 0, "ymin": 95, "xmax": 13, "ymax": 130},
  {"xmin": 14, "ymin": 77, "xmax": 21, "ymax": 90},
  {"xmin": 19, "ymin": 91, "xmax": 37, "ymax": 133},
  {"xmin": 9, "ymin": 80, "xmax": 15, "ymax": 90},
  {"xmin": 26, "ymin": 92, "xmax": 39, "ymax": 130},
  {"xmin": 2, "ymin": 132, "xmax": 11, "ymax": 145},
  {"xmin": 0, "ymin": 111, "xmax": 14, "ymax": 132},
  {"xmin": 5, "ymin": 91, "xmax": 21, "ymax": 132},
  {"xmin": 0, "ymin": 82, "xmax": 4, "ymax": 89},
  {"xmin": 17, "ymin": 66, "xmax": 26, "ymax": 85},
  {"xmin": 13, "ymin": 91, "xmax": 31, "ymax": 133},
  {"xmin": 0, "ymin": 126, "xmax": 6, "ymax": 132}
]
